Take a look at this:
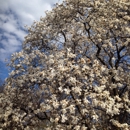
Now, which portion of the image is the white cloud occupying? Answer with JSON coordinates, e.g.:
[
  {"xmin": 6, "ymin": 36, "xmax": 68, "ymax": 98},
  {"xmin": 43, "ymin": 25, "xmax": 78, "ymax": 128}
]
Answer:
[
  {"xmin": 0, "ymin": 0, "xmax": 62, "ymax": 62},
  {"xmin": 0, "ymin": 1, "xmax": 9, "ymax": 11},
  {"xmin": 9, "ymin": 0, "xmax": 52, "ymax": 25}
]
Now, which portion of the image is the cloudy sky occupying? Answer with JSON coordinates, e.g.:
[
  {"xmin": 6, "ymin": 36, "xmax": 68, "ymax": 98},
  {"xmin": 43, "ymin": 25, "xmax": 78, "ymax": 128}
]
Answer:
[{"xmin": 0, "ymin": 0, "xmax": 63, "ymax": 81}]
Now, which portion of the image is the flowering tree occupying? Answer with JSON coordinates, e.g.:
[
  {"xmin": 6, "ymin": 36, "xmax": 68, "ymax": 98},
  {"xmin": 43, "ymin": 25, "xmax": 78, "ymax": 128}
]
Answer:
[{"xmin": 0, "ymin": 0, "xmax": 130, "ymax": 129}]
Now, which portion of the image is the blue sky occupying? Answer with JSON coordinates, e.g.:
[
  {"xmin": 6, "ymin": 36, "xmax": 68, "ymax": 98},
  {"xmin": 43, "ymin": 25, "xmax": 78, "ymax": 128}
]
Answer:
[{"xmin": 0, "ymin": 0, "xmax": 63, "ymax": 82}]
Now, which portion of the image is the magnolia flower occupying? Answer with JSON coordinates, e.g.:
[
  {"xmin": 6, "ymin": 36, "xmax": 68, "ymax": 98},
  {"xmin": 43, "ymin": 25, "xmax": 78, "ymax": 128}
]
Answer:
[
  {"xmin": 81, "ymin": 125, "xmax": 88, "ymax": 130},
  {"xmin": 48, "ymin": 59, "xmax": 54, "ymax": 64},
  {"xmin": 80, "ymin": 58, "xmax": 86, "ymax": 64},
  {"xmin": 60, "ymin": 99, "xmax": 68, "ymax": 108},
  {"xmin": 53, "ymin": 100, "xmax": 59, "ymax": 109},
  {"xmin": 67, "ymin": 52, "xmax": 76, "ymax": 58},
  {"xmin": 74, "ymin": 125, "xmax": 80, "ymax": 130},
  {"xmin": 64, "ymin": 88, "xmax": 71, "ymax": 94},
  {"xmin": 67, "ymin": 48, "xmax": 71, "ymax": 52},
  {"xmin": 69, "ymin": 77, "xmax": 77, "ymax": 84},
  {"xmin": 62, "ymin": 108, "xmax": 67, "ymax": 114},
  {"xmin": 69, "ymin": 104, "xmax": 75, "ymax": 114},
  {"xmin": 58, "ymin": 86, "xmax": 63, "ymax": 92},
  {"xmin": 82, "ymin": 65, "xmax": 90, "ymax": 71},
  {"xmin": 72, "ymin": 86, "xmax": 82, "ymax": 95},
  {"xmin": 61, "ymin": 114, "xmax": 67, "ymax": 123},
  {"xmin": 112, "ymin": 107, "xmax": 120, "ymax": 115},
  {"xmin": 55, "ymin": 117, "xmax": 59, "ymax": 123},
  {"xmin": 58, "ymin": 64, "xmax": 66, "ymax": 72},
  {"xmin": 92, "ymin": 114, "xmax": 98, "ymax": 121}
]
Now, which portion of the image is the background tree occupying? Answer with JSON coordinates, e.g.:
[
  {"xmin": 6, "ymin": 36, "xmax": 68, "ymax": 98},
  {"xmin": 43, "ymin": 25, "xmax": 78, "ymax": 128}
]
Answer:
[
  {"xmin": 0, "ymin": 0, "xmax": 130, "ymax": 129},
  {"xmin": 0, "ymin": 79, "xmax": 4, "ymax": 93}
]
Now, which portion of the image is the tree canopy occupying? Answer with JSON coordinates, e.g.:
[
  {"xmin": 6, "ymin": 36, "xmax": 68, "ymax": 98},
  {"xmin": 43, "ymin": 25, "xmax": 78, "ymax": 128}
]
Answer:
[{"xmin": 0, "ymin": 0, "xmax": 130, "ymax": 130}]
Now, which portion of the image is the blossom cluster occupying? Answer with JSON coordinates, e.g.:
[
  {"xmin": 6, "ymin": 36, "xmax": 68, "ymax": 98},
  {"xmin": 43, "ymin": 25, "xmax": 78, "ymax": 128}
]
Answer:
[{"xmin": 0, "ymin": 0, "xmax": 130, "ymax": 129}]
